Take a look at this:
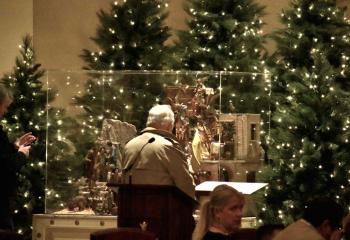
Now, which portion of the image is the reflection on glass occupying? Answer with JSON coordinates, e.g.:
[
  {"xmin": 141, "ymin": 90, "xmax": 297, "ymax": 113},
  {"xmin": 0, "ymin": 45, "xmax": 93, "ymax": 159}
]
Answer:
[{"xmin": 45, "ymin": 70, "xmax": 270, "ymax": 214}]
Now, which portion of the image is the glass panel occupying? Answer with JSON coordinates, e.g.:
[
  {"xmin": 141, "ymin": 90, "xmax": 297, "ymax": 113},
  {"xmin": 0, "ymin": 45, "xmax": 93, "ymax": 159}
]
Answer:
[{"xmin": 45, "ymin": 70, "xmax": 270, "ymax": 215}]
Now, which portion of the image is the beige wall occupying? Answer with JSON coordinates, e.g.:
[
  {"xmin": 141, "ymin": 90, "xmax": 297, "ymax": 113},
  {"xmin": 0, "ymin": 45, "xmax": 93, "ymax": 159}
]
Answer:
[
  {"xmin": 0, "ymin": 0, "xmax": 33, "ymax": 74},
  {"xmin": 33, "ymin": 0, "xmax": 189, "ymax": 70},
  {"xmin": 166, "ymin": 0, "xmax": 188, "ymax": 44},
  {"xmin": 32, "ymin": 0, "xmax": 290, "ymax": 71},
  {"xmin": 1, "ymin": 0, "xmax": 349, "ymax": 75},
  {"xmin": 339, "ymin": 0, "xmax": 350, "ymax": 9},
  {"xmin": 260, "ymin": 0, "xmax": 289, "ymax": 51},
  {"xmin": 33, "ymin": 0, "xmax": 110, "ymax": 70}
]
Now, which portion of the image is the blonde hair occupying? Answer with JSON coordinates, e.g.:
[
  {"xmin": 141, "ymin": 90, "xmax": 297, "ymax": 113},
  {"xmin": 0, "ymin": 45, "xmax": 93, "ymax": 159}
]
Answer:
[{"xmin": 192, "ymin": 184, "xmax": 244, "ymax": 240}]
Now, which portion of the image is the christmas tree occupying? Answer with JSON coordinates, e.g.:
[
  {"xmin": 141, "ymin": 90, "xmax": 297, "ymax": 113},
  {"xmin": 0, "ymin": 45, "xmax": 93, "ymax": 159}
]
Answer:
[
  {"xmin": 1, "ymin": 35, "xmax": 80, "ymax": 237},
  {"xmin": 81, "ymin": 0, "xmax": 172, "ymax": 71},
  {"xmin": 77, "ymin": 0, "xmax": 173, "ymax": 140},
  {"xmin": 258, "ymin": 0, "xmax": 350, "ymax": 225},
  {"xmin": 175, "ymin": 0, "xmax": 268, "ymax": 114}
]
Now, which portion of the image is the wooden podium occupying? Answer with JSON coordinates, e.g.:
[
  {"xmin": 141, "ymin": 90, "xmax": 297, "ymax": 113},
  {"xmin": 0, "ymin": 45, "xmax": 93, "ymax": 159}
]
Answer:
[{"xmin": 108, "ymin": 183, "xmax": 197, "ymax": 240}]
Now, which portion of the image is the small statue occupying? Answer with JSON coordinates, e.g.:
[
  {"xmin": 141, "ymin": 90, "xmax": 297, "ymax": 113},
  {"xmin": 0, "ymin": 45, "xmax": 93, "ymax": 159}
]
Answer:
[
  {"xmin": 84, "ymin": 147, "xmax": 101, "ymax": 188},
  {"xmin": 139, "ymin": 221, "xmax": 148, "ymax": 231}
]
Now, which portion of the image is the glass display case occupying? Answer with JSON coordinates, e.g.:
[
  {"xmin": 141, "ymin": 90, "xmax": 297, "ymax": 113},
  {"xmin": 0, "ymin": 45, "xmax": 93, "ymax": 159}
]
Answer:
[{"xmin": 44, "ymin": 70, "xmax": 271, "ymax": 215}]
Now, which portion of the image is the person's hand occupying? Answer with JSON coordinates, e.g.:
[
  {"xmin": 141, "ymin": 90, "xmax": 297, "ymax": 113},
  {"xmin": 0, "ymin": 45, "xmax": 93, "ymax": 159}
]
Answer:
[
  {"xmin": 18, "ymin": 145, "xmax": 31, "ymax": 158},
  {"xmin": 15, "ymin": 132, "xmax": 36, "ymax": 148}
]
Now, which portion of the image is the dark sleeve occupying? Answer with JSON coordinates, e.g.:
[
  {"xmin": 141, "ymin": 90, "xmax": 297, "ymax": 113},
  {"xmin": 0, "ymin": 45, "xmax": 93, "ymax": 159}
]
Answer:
[
  {"xmin": 0, "ymin": 150, "xmax": 27, "ymax": 171},
  {"xmin": 0, "ymin": 129, "xmax": 27, "ymax": 172}
]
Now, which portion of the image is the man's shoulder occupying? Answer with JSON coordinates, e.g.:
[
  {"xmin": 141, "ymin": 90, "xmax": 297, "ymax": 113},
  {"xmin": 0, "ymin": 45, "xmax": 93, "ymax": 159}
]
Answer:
[
  {"xmin": 274, "ymin": 220, "xmax": 324, "ymax": 240},
  {"xmin": 141, "ymin": 128, "xmax": 179, "ymax": 144},
  {"xmin": 125, "ymin": 132, "xmax": 172, "ymax": 147},
  {"xmin": 161, "ymin": 136, "xmax": 176, "ymax": 145},
  {"xmin": 125, "ymin": 134, "xmax": 147, "ymax": 146}
]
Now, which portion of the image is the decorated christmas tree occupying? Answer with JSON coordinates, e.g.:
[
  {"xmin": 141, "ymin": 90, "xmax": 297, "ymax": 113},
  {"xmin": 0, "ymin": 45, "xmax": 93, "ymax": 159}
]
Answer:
[
  {"xmin": 77, "ymin": 0, "xmax": 173, "ymax": 141},
  {"xmin": 258, "ymin": 0, "xmax": 350, "ymax": 225},
  {"xmin": 1, "ymin": 35, "xmax": 80, "ymax": 237},
  {"xmin": 81, "ymin": 0, "xmax": 172, "ymax": 71},
  {"xmin": 175, "ymin": 0, "xmax": 268, "ymax": 113}
]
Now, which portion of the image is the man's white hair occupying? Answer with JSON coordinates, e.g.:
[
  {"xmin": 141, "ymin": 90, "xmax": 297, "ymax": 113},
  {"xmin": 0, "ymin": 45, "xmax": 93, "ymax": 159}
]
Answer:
[{"xmin": 146, "ymin": 104, "xmax": 175, "ymax": 129}]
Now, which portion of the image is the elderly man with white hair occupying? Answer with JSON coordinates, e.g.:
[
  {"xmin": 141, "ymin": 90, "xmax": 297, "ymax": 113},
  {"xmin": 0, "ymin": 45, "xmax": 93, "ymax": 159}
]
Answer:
[{"xmin": 122, "ymin": 104, "xmax": 196, "ymax": 199}]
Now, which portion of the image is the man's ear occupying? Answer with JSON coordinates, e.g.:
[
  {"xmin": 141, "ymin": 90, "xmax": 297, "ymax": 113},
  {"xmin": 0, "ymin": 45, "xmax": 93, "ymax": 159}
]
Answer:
[{"xmin": 317, "ymin": 220, "xmax": 333, "ymax": 238}]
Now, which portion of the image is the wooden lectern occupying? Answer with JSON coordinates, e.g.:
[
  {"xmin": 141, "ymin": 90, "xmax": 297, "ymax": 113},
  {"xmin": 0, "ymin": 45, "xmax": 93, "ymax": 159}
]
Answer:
[{"xmin": 107, "ymin": 183, "xmax": 197, "ymax": 240}]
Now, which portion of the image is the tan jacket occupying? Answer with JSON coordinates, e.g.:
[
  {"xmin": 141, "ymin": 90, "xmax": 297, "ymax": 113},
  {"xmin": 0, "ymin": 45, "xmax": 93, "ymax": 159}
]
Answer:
[
  {"xmin": 122, "ymin": 127, "xmax": 196, "ymax": 199},
  {"xmin": 273, "ymin": 219, "xmax": 325, "ymax": 240}
]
